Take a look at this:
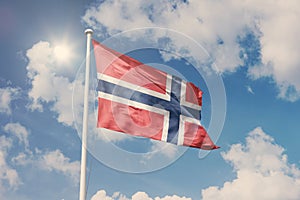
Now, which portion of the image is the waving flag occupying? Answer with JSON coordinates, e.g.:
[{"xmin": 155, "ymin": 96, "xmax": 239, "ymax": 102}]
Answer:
[{"xmin": 92, "ymin": 39, "xmax": 219, "ymax": 150}]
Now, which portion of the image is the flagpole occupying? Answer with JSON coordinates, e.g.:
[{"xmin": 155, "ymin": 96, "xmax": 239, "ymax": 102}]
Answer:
[{"xmin": 79, "ymin": 28, "xmax": 93, "ymax": 200}]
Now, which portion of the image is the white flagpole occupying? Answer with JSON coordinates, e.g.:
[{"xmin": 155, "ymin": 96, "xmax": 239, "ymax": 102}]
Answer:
[{"xmin": 79, "ymin": 28, "xmax": 93, "ymax": 200}]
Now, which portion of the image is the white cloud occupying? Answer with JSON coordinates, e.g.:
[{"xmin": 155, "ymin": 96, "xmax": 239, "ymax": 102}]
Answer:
[
  {"xmin": 245, "ymin": 1, "xmax": 300, "ymax": 102},
  {"xmin": 0, "ymin": 121, "xmax": 80, "ymax": 185},
  {"xmin": 0, "ymin": 135, "xmax": 21, "ymax": 193},
  {"xmin": 0, "ymin": 87, "xmax": 20, "ymax": 115},
  {"xmin": 90, "ymin": 189, "xmax": 192, "ymax": 200},
  {"xmin": 91, "ymin": 190, "xmax": 131, "ymax": 200},
  {"xmin": 91, "ymin": 190, "xmax": 115, "ymax": 200},
  {"xmin": 82, "ymin": 0, "xmax": 300, "ymax": 101},
  {"xmin": 201, "ymin": 127, "xmax": 300, "ymax": 200},
  {"xmin": 4, "ymin": 123, "xmax": 30, "ymax": 150},
  {"xmin": 0, "ymin": 121, "xmax": 79, "ymax": 197},
  {"xmin": 13, "ymin": 148, "xmax": 80, "ymax": 184},
  {"xmin": 82, "ymin": 0, "xmax": 245, "ymax": 72},
  {"xmin": 39, "ymin": 149, "xmax": 80, "ymax": 183},
  {"xmin": 0, "ymin": 122, "xmax": 33, "ymax": 193},
  {"xmin": 1, "ymin": 121, "xmax": 79, "ymax": 194},
  {"xmin": 25, "ymin": 41, "xmax": 81, "ymax": 126},
  {"xmin": 132, "ymin": 192, "xmax": 152, "ymax": 200},
  {"xmin": 154, "ymin": 195, "xmax": 191, "ymax": 200},
  {"xmin": 0, "ymin": 136, "xmax": 12, "ymax": 152}
]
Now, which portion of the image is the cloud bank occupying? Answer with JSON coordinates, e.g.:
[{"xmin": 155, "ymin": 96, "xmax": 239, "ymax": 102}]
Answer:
[
  {"xmin": 90, "ymin": 127, "xmax": 300, "ymax": 199},
  {"xmin": 201, "ymin": 127, "xmax": 300, "ymax": 200},
  {"xmin": 91, "ymin": 189, "xmax": 192, "ymax": 200},
  {"xmin": 0, "ymin": 122, "xmax": 80, "ymax": 197},
  {"xmin": 82, "ymin": 0, "xmax": 300, "ymax": 101},
  {"xmin": 25, "ymin": 41, "xmax": 82, "ymax": 126}
]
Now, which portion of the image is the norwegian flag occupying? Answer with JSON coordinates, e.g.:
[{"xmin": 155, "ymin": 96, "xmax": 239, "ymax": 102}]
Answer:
[{"xmin": 92, "ymin": 39, "xmax": 219, "ymax": 150}]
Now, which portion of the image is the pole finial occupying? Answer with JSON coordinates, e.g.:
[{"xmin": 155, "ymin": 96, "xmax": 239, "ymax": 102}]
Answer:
[{"xmin": 85, "ymin": 28, "xmax": 93, "ymax": 35}]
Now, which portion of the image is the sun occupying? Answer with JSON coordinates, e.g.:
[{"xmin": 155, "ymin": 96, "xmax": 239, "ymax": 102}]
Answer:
[{"xmin": 53, "ymin": 45, "xmax": 71, "ymax": 63}]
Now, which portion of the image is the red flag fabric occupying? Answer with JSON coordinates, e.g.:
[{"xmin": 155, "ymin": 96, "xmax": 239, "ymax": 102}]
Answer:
[{"xmin": 93, "ymin": 39, "xmax": 219, "ymax": 150}]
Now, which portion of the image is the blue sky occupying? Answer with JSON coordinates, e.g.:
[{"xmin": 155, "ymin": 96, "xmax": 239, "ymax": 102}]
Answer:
[{"xmin": 1, "ymin": 0, "xmax": 300, "ymax": 199}]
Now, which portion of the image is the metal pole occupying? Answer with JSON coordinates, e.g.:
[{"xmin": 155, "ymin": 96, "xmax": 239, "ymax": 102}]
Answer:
[{"xmin": 79, "ymin": 28, "xmax": 93, "ymax": 200}]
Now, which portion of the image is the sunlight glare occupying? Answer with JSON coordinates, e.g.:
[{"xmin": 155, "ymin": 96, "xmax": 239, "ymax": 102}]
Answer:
[{"xmin": 54, "ymin": 45, "xmax": 71, "ymax": 63}]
